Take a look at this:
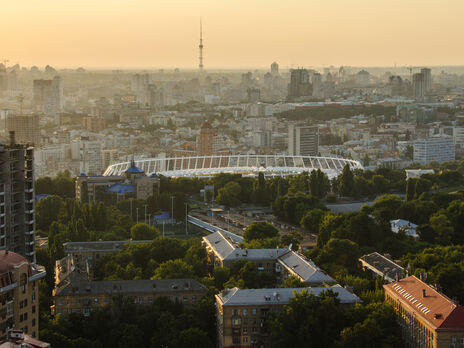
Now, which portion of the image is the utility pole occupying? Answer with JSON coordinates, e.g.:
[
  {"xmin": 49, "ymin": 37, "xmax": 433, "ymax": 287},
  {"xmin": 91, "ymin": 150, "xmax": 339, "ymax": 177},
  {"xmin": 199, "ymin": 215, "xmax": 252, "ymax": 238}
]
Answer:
[
  {"xmin": 185, "ymin": 202, "xmax": 188, "ymax": 236},
  {"xmin": 170, "ymin": 196, "xmax": 175, "ymax": 225}
]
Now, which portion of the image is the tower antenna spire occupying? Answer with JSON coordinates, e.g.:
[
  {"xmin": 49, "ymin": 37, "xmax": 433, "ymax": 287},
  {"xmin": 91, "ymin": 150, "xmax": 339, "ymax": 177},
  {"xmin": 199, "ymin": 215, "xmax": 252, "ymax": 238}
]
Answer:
[{"xmin": 199, "ymin": 18, "xmax": 204, "ymax": 70}]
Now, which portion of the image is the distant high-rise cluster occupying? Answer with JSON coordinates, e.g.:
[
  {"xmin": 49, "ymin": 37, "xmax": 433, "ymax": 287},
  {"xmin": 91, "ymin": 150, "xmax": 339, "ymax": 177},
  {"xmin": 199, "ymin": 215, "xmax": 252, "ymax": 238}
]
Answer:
[{"xmin": 412, "ymin": 68, "xmax": 432, "ymax": 100}]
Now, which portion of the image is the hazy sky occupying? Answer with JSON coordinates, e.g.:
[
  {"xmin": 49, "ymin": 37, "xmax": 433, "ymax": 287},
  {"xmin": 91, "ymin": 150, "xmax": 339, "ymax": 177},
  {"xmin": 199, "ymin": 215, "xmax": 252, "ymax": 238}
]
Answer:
[{"xmin": 2, "ymin": 0, "xmax": 463, "ymax": 69}]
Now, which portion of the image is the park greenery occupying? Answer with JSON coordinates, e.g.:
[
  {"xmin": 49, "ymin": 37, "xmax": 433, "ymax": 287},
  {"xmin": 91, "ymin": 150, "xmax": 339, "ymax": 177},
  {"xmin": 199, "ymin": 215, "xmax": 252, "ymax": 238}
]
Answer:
[{"xmin": 34, "ymin": 160, "xmax": 464, "ymax": 347}]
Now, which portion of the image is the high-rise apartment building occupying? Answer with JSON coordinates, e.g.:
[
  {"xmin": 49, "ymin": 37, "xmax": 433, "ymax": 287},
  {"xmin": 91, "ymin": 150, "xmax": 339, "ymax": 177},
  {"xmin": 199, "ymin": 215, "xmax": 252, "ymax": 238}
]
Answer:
[
  {"xmin": 198, "ymin": 121, "xmax": 215, "ymax": 156},
  {"xmin": 311, "ymin": 73, "xmax": 323, "ymax": 98},
  {"xmin": 413, "ymin": 73, "xmax": 425, "ymax": 100},
  {"xmin": 421, "ymin": 68, "xmax": 432, "ymax": 93},
  {"xmin": 0, "ymin": 133, "xmax": 35, "ymax": 261},
  {"xmin": 6, "ymin": 115, "xmax": 40, "ymax": 146},
  {"xmin": 288, "ymin": 125, "xmax": 319, "ymax": 156},
  {"xmin": 71, "ymin": 137, "xmax": 102, "ymax": 176},
  {"xmin": 33, "ymin": 76, "xmax": 63, "ymax": 115},
  {"xmin": 287, "ymin": 69, "xmax": 312, "ymax": 99},
  {"xmin": 247, "ymin": 88, "xmax": 261, "ymax": 103},
  {"xmin": 0, "ymin": 250, "xmax": 46, "ymax": 340},
  {"xmin": 413, "ymin": 136, "xmax": 455, "ymax": 164},
  {"xmin": 270, "ymin": 62, "xmax": 279, "ymax": 76}
]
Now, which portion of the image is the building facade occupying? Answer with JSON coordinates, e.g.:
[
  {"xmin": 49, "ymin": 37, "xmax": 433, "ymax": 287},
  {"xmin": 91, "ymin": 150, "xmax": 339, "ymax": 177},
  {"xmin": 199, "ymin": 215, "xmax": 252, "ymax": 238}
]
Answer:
[
  {"xmin": 287, "ymin": 68, "xmax": 312, "ymax": 99},
  {"xmin": 413, "ymin": 136, "xmax": 455, "ymax": 164},
  {"xmin": 216, "ymin": 286, "xmax": 360, "ymax": 348},
  {"xmin": 6, "ymin": 115, "xmax": 40, "ymax": 146},
  {"xmin": 384, "ymin": 276, "xmax": 464, "ymax": 348},
  {"xmin": 0, "ymin": 250, "xmax": 46, "ymax": 340},
  {"xmin": 53, "ymin": 279, "xmax": 207, "ymax": 316},
  {"xmin": 288, "ymin": 125, "xmax": 319, "ymax": 156},
  {"xmin": 33, "ymin": 77, "xmax": 62, "ymax": 115},
  {"xmin": 0, "ymin": 135, "xmax": 35, "ymax": 261}
]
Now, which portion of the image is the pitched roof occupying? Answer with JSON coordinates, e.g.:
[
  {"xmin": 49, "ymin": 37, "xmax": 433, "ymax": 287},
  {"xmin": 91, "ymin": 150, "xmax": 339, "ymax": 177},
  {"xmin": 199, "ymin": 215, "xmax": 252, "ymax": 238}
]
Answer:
[
  {"xmin": 359, "ymin": 252, "xmax": 404, "ymax": 283},
  {"xmin": 0, "ymin": 250, "xmax": 28, "ymax": 273},
  {"xmin": 217, "ymin": 284, "xmax": 360, "ymax": 306},
  {"xmin": 384, "ymin": 276, "xmax": 464, "ymax": 330},
  {"xmin": 278, "ymin": 251, "xmax": 334, "ymax": 284}
]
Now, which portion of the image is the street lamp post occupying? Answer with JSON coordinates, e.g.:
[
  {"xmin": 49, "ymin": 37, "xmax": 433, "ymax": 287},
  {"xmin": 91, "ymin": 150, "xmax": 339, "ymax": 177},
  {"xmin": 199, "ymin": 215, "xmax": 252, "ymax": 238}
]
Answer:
[
  {"xmin": 170, "ymin": 196, "xmax": 175, "ymax": 226},
  {"xmin": 184, "ymin": 202, "xmax": 188, "ymax": 236}
]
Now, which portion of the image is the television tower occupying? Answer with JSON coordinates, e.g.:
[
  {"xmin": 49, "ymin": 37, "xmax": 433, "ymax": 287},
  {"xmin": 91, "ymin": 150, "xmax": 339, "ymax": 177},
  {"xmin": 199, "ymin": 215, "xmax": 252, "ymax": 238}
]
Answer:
[{"xmin": 199, "ymin": 18, "xmax": 204, "ymax": 70}]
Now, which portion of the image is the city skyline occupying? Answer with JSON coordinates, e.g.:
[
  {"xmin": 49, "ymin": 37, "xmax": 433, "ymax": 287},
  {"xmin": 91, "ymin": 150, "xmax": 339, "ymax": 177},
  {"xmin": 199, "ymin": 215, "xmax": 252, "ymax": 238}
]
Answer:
[{"xmin": 2, "ymin": 0, "xmax": 464, "ymax": 69}]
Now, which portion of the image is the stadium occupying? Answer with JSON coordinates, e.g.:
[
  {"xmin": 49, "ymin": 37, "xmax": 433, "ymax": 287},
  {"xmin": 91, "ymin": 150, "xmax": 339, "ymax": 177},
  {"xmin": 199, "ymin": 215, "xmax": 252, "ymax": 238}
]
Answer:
[{"xmin": 103, "ymin": 155, "xmax": 362, "ymax": 179}]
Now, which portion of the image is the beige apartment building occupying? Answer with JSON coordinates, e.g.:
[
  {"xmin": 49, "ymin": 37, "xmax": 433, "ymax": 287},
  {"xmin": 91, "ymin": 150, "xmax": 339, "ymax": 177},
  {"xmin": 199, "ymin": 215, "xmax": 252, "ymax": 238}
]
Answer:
[
  {"xmin": 384, "ymin": 276, "xmax": 464, "ymax": 348},
  {"xmin": 0, "ymin": 250, "xmax": 46, "ymax": 340}
]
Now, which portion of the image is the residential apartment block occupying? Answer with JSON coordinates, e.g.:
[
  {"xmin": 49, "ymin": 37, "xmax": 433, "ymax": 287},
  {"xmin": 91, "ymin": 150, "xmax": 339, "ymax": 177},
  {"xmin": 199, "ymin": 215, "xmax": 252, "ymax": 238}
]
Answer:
[
  {"xmin": 413, "ymin": 136, "xmax": 455, "ymax": 164},
  {"xmin": 52, "ymin": 278, "xmax": 208, "ymax": 316},
  {"xmin": 0, "ymin": 135, "xmax": 35, "ymax": 261},
  {"xmin": 203, "ymin": 231, "xmax": 333, "ymax": 285},
  {"xmin": 216, "ymin": 285, "xmax": 361, "ymax": 348},
  {"xmin": 384, "ymin": 276, "xmax": 464, "ymax": 348},
  {"xmin": 0, "ymin": 250, "xmax": 46, "ymax": 340}
]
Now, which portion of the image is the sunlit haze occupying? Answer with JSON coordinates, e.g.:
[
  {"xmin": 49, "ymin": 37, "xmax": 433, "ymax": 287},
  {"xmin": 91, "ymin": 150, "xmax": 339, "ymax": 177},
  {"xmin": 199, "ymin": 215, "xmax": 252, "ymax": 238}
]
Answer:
[{"xmin": 3, "ymin": 0, "xmax": 464, "ymax": 68}]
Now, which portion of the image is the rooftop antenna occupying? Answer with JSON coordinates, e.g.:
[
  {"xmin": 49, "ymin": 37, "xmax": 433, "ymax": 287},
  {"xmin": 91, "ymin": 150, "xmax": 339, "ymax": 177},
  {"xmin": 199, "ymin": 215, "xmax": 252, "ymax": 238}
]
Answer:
[{"xmin": 199, "ymin": 18, "xmax": 204, "ymax": 70}]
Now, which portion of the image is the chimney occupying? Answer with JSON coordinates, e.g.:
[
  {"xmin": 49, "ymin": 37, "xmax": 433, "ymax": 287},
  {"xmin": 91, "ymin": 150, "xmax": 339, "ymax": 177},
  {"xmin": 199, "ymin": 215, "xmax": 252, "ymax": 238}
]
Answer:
[
  {"xmin": 9, "ymin": 131, "xmax": 15, "ymax": 146},
  {"xmin": 422, "ymin": 289, "xmax": 427, "ymax": 298}
]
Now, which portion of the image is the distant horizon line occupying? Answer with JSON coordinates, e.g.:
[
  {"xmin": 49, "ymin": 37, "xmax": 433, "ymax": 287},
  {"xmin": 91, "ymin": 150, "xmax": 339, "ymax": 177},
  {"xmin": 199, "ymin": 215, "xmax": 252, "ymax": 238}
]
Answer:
[{"xmin": 14, "ymin": 64, "xmax": 464, "ymax": 71}]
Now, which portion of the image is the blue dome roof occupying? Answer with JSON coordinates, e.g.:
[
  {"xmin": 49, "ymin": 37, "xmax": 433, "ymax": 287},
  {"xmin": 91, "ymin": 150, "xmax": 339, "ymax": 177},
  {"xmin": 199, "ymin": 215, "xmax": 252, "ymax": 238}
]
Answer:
[
  {"xmin": 125, "ymin": 166, "xmax": 144, "ymax": 174},
  {"xmin": 78, "ymin": 173, "xmax": 87, "ymax": 177}
]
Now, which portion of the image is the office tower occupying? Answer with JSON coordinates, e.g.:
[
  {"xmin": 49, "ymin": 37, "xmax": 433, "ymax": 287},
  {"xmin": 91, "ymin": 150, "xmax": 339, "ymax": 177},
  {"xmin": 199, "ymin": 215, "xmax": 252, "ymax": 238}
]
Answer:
[
  {"xmin": 6, "ymin": 114, "xmax": 40, "ymax": 146},
  {"xmin": 0, "ymin": 250, "xmax": 46, "ymax": 340},
  {"xmin": 144, "ymin": 84, "xmax": 165, "ymax": 109},
  {"xmin": 311, "ymin": 73, "xmax": 323, "ymax": 98},
  {"xmin": 412, "ymin": 73, "xmax": 425, "ymax": 100},
  {"xmin": 413, "ymin": 136, "xmax": 455, "ymax": 164},
  {"xmin": 0, "ymin": 132, "xmax": 35, "ymax": 262},
  {"xmin": 33, "ymin": 76, "xmax": 63, "ymax": 115},
  {"xmin": 247, "ymin": 88, "xmax": 261, "ymax": 103},
  {"xmin": 287, "ymin": 68, "xmax": 312, "ymax": 99},
  {"xmin": 271, "ymin": 62, "xmax": 279, "ymax": 76},
  {"xmin": 198, "ymin": 120, "xmax": 214, "ymax": 156},
  {"xmin": 288, "ymin": 125, "xmax": 319, "ymax": 156},
  {"xmin": 421, "ymin": 68, "xmax": 432, "ymax": 93}
]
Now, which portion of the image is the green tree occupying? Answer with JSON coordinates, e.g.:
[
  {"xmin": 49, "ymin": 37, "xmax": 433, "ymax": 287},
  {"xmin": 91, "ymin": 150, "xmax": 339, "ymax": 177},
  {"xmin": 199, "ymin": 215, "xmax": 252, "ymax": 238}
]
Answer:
[
  {"xmin": 300, "ymin": 209, "xmax": 326, "ymax": 235},
  {"xmin": 152, "ymin": 259, "xmax": 195, "ymax": 279},
  {"xmin": 216, "ymin": 182, "xmax": 241, "ymax": 208},
  {"xmin": 130, "ymin": 223, "xmax": 159, "ymax": 240},
  {"xmin": 244, "ymin": 221, "xmax": 279, "ymax": 242},
  {"xmin": 339, "ymin": 164, "xmax": 354, "ymax": 197}
]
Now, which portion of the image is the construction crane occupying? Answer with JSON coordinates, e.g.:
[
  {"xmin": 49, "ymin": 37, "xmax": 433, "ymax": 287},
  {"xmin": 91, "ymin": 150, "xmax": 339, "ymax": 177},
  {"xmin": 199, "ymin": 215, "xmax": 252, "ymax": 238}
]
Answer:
[{"xmin": 405, "ymin": 66, "xmax": 422, "ymax": 81}]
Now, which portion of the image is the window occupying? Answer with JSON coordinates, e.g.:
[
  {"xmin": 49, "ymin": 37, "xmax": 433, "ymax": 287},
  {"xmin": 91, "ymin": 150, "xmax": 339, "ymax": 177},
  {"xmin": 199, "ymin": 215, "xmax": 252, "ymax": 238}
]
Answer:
[
  {"xmin": 76, "ymin": 299, "xmax": 81, "ymax": 304},
  {"xmin": 183, "ymin": 296, "xmax": 188, "ymax": 302},
  {"xmin": 32, "ymin": 306, "xmax": 35, "ymax": 314},
  {"xmin": 32, "ymin": 319, "xmax": 36, "ymax": 327},
  {"xmin": 243, "ymin": 309, "xmax": 248, "ymax": 316},
  {"xmin": 232, "ymin": 318, "xmax": 241, "ymax": 326},
  {"xmin": 19, "ymin": 314, "xmax": 23, "ymax": 322},
  {"xmin": 232, "ymin": 337, "xmax": 240, "ymax": 344},
  {"xmin": 252, "ymin": 327, "xmax": 258, "ymax": 333},
  {"xmin": 252, "ymin": 309, "xmax": 257, "ymax": 315},
  {"xmin": 32, "ymin": 332, "xmax": 35, "ymax": 338},
  {"xmin": 24, "ymin": 313, "xmax": 27, "ymax": 321},
  {"xmin": 19, "ymin": 301, "xmax": 23, "ymax": 309},
  {"xmin": 148, "ymin": 297, "xmax": 153, "ymax": 303},
  {"xmin": 94, "ymin": 298, "xmax": 99, "ymax": 304},
  {"xmin": 243, "ymin": 328, "xmax": 248, "ymax": 334},
  {"xmin": 20, "ymin": 274, "xmax": 27, "ymax": 294},
  {"xmin": 24, "ymin": 299, "xmax": 27, "ymax": 307},
  {"xmin": 243, "ymin": 337, "xmax": 248, "ymax": 343},
  {"xmin": 192, "ymin": 296, "xmax": 196, "ymax": 301},
  {"xmin": 104, "ymin": 298, "xmax": 109, "ymax": 304},
  {"xmin": 24, "ymin": 326, "xmax": 27, "ymax": 334}
]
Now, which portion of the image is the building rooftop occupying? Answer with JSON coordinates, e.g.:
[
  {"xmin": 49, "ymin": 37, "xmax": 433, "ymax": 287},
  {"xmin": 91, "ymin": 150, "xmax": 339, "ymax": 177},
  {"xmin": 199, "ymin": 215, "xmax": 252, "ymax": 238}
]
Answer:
[
  {"xmin": 0, "ymin": 251, "xmax": 28, "ymax": 273},
  {"xmin": 55, "ymin": 278, "xmax": 207, "ymax": 297},
  {"xmin": 384, "ymin": 276, "xmax": 464, "ymax": 330},
  {"xmin": 360, "ymin": 252, "xmax": 404, "ymax": 283},
  {"xmin": 106, "ymin": 183, "xmax": 135, "ymax": 194},
  {"xmin": 217, "ymin": 285, "xmax": 361, "ymax": 306},
  {"xmin": 278, "ymin": 251, "xmax": 334, "ymax": 284},
  {"xmin": 64, "ymin": 240, "xmax": 152, "ymax": 254}
]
